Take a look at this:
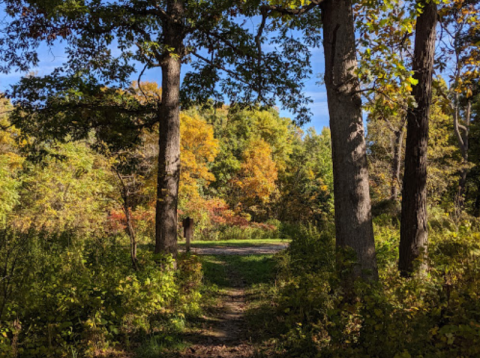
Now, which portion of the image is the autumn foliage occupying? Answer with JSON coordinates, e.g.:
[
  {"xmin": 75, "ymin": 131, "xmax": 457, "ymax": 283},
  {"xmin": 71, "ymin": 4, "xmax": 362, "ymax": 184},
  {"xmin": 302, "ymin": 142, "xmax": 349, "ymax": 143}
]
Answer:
[{"xmin": 232, "ymin": 138, "xmax": 278, "ymax": 204}]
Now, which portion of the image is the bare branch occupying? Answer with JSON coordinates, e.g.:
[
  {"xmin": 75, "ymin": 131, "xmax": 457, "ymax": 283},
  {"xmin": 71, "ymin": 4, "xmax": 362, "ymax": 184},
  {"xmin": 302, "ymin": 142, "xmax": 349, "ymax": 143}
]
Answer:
[{"xmin": 136, "ymin": 62, "xmax": 151, "ymax": 103}]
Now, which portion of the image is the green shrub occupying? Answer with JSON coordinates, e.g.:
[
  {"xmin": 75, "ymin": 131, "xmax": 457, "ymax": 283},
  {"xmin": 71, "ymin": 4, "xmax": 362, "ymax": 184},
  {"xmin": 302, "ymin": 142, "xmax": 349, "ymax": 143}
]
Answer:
[
  {"xmin": 0, "ymin": 229, "xmax": 202, "ymax": 357},
  {"xmin": 201, "ymin": 223, "xmax": 279, "ymax": 241},
  {"xmin": 269, "ymin": 220, "xmax": 480, "ymax": 357}
]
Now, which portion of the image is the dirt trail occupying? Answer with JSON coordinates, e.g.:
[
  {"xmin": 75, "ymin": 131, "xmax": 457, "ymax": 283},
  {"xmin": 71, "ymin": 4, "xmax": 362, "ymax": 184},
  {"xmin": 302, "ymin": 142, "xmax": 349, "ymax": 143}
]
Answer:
[
  {"xmin": 178, "ymin": 263, "xmax": 255, "ymax": 358},
  {"xmin": 174, "ymin": 243, "xmax": 288, "ymax": 357}
]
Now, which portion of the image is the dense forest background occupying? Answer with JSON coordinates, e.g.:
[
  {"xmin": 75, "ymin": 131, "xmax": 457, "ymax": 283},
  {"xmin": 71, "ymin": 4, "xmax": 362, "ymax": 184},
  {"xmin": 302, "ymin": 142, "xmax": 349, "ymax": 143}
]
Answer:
[
  {"xmin": 1, "ymin": 92, "xmax": 335, "ymax": 236},
  {"xmin": 2, "ymin": 84, "xmax": 480, "ymax": 243}
]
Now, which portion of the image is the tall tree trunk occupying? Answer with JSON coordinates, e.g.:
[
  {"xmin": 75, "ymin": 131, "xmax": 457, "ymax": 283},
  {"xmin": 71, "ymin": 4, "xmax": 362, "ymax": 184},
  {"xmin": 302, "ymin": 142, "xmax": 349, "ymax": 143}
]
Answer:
[
  {"xmin": 155, "ymin": 0, "xmax": 185, "ymax": 258},
  {"xmin": 321, "ymin": 0, "xmax": 378, "ymax": 282},
  {"xmin": 399, "ymin": 0, "xmax": 437, "ymax": 277},
  {"xmin": 390, "ymin": 127, "xmax": 405, "ymax": 201}
]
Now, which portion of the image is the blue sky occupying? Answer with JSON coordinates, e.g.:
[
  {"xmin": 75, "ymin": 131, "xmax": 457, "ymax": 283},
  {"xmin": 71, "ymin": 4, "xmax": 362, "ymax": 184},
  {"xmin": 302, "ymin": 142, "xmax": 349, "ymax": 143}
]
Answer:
[{"xmin": 0, "ymin": 36, "xmax": 330, "ymax": 132}]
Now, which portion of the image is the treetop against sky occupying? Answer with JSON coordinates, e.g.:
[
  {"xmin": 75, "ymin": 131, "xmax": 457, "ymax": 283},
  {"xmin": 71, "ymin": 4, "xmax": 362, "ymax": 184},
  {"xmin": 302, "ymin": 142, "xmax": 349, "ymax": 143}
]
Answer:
[
  {"xmin": 0, "ymin": 4, "xmax": 329, "ymax": 131},
  {"xmin": 0, "ymin": 1, "xmax": 459, "ymax": 133}
]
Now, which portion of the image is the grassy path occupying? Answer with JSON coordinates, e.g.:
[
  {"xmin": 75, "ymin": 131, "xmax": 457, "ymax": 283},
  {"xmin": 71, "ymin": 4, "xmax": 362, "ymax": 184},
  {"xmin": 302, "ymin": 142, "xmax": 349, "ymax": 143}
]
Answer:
[
  {"xmin": 175, "ymin": 253, "xmax": 279, "ymax": 358},
  {"xmin": 180, "ymin": 244, "xmax": 288, "ymax": 256}
]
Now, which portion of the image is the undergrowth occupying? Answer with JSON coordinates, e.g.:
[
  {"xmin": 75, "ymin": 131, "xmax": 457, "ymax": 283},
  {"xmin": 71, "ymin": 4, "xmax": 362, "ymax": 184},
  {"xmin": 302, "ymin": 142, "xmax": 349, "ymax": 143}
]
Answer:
[
  {"xmin": 251, "ymin": 214, "xmax": 480, "ymax": 357},
  {"xmin": 0, "ymin": 229, "xmax": 202, "ymax": 357}
]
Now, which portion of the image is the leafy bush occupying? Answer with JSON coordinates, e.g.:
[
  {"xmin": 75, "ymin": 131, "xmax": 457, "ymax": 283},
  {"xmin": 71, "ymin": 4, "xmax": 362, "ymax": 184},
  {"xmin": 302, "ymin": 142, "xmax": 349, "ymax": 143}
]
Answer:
[
  {"xmin": 0, "ymin": 229, "xmax": 202, "ymax": 357},
  {"xmin": 268, "ymin": 220, "xmax": 480, "ymax": 357},
  {"xmin": 214, "ymin": 224, "xmax": 279, "ymax": 241}
]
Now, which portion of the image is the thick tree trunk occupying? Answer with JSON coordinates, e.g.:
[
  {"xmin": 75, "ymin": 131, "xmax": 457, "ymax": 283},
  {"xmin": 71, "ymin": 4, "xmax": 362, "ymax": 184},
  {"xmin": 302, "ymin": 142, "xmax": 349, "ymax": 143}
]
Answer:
[
  {"xmin": 399, "ymin": 0, "xmax": 437, "ymax": 276},
  {"xmin": 321, "ymin": 0, "xmax": 378, "ymax": 282},
  {"xmin": 390, "ymin": 128, "xmax": 405, "ymax": 201},
  {"xmin": 154, "ymin": 0, "xmax": 184, "ymax": 258}
]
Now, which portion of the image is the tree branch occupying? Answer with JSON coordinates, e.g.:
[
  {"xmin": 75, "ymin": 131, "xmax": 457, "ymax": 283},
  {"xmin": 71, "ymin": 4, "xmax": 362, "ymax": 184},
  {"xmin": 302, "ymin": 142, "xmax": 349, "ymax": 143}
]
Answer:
[
  {"xmin": 453, "ymin": 92, "xmax": 466, "ymax": 154},
  {"xmin": 191, "ymin": 52, "xmax": 250, "ymax": 87},
  {"xmin": 255, "ymin": 11, "xmax": 268, "ymax": 98},
  {"xmin": 260, "ymin": 0, "xmax": 324, "ymax": 16}
]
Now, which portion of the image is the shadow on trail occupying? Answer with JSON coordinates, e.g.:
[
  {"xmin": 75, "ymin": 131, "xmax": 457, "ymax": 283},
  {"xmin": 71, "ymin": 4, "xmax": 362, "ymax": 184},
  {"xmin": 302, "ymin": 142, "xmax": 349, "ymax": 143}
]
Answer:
[
  {"xmin": 206, "ymin": 254, "xmax": 277, "ymax": 286},
  {"xmin": 172, "ymin": 253, "xmax": 280, "ymax": 357}
]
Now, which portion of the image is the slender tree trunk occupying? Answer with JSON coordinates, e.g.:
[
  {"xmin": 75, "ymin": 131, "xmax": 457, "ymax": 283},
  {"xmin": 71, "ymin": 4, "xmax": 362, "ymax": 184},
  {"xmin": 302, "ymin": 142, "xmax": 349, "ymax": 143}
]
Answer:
[
  {"xmin": 456, "ymin": 169, "xmax": 468, "ymax": 213},
  {"xmin": 475, "ymin": 186, "xmax": 480, "ymax": 217},
  {"xmin": 390, "ymin": 127, "xmax": 405, "ymax": 201},
  {"xmin": 399, "ymin": 0, "xmax": 437, "ymax": 276},
  {"xmin": 124, "ymin": 205, "xmax": 138, "ymax": 271},
  {"xmin": 116, "ymin": 171, "xmax": 138, "ymax": 270},
  {"xmin": 155, "ymin": 0, "xmax": 185, "ymax": 258},
  {"xmin": 321, "ymin": 0, "xmax": 378, "ymax": 282},
  {"xmin": 454, "ymin": 100, "xmax": 471, "ymax": 216}
]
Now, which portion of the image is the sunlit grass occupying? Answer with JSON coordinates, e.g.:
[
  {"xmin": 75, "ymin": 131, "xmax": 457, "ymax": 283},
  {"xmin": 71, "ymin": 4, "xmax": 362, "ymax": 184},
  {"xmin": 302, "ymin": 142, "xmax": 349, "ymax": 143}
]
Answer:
[{"xmin": 179, "ymin": 238, "xmax": 290, "ymax": 248}]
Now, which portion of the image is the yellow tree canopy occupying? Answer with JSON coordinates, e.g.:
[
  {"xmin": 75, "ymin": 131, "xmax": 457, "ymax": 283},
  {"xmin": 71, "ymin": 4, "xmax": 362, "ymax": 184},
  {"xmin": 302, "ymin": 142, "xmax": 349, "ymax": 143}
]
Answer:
[
  {"xmin": 180, "ymin": 113, "xmax": 219, "ymax": 201},
  {"xmin": 233, "ymin": 138, "xmax": 278, "ymax": 205}
]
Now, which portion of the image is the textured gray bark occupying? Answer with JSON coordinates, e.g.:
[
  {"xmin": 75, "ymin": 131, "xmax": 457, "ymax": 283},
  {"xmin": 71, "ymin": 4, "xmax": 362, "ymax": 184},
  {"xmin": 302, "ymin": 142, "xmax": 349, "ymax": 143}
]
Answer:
[
  {"xmin": 154, "ymin": 0, "xmax": 185, "ymax": 258},
  {"xmin": 321, "ymin": 0, "xmax": 378, "ymax": 282},
  {"xmin": 399, "ymin": 0, "xmax": 437, "ymax": 276}
]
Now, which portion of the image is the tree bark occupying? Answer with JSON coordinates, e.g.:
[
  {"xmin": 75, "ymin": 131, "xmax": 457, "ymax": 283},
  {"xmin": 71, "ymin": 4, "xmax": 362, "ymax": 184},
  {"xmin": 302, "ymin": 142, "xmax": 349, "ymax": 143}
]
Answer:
[
  {"xmin": 454, "ymin": 100, "xmax": 471, "ymax": 215},
  {"xmin": 124, "ymin": 204, "xmax": 138, "ymax": 271},
  {"xmin": 183, "ymin": 217, "xmax": 194, "ymax": 253},
  {"xmin": 390, "ymin": 127, "xmax": 405, "ymax": 201},
  {"xmin": 399, "ymin": 0, "xmax": 437, "ymax": 276},
  {"xmin": 154, "ymin": 0, "xmax": 185, "ymax": 258},
  {"xmin": 475, "ymin": 186, "xmax": 480, "ymax": 217},
  {"xmin": 456, "ymin": 168, "xmax": 468, "ymax": 214},
  {"xmin": 115, "ymin": 171, "xmax": 138, "ymax": 270},
  {"xmin": 321, "ymin": 0, "xmax": 378, "ymax": 282}
]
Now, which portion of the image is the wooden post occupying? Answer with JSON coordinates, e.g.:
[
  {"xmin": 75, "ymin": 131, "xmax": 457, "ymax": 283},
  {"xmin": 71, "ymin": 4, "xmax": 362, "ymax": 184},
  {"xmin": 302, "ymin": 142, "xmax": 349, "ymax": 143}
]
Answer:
[{"xmin": 183, "ymin": 217, "xmax": 194, "ymax": 253}]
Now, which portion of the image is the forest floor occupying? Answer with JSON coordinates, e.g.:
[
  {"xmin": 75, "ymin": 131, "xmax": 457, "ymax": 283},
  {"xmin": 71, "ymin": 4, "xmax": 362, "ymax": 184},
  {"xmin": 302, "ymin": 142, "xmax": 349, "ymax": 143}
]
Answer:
[{"xmin": 170, "ymin": 243, "xmax": 286, "ymax": 358}]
